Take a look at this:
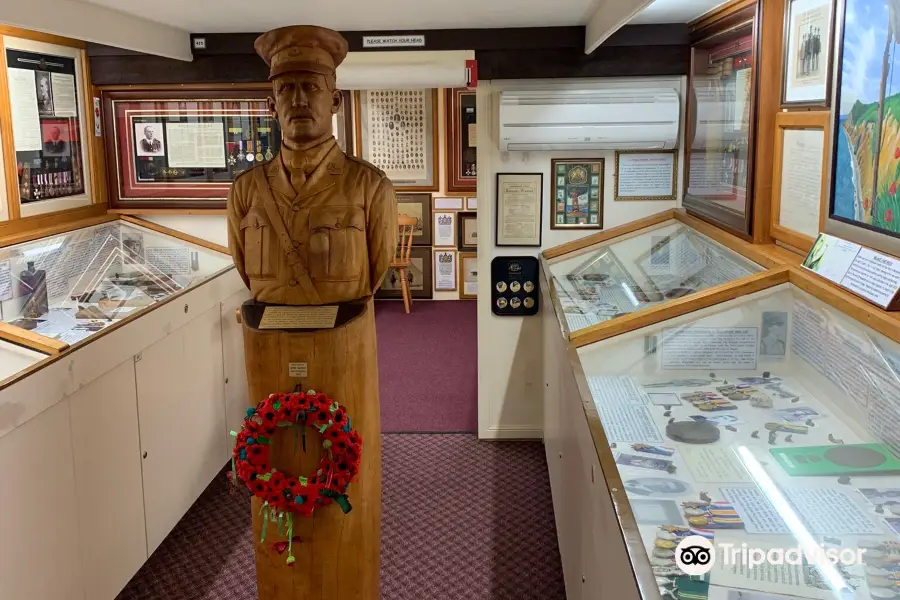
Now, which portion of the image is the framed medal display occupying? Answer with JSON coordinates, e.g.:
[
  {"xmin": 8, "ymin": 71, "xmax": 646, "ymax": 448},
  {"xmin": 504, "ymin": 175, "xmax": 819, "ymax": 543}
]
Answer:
[
  {"xmin": 353, "ymin": 89, "xmax": 439, "ymax": 192},
  {"xmin": 445, "ymin": 88, "xmax": 476, "ymax": 194},
  {"xmin": 101, "ymin": 88, "xmax": 282, "ymax": 210}
]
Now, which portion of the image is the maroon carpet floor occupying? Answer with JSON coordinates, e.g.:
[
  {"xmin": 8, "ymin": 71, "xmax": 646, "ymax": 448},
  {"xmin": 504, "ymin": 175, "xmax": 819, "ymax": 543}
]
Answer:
[
  {"xmin": 375, "ymin": 300, "xmax": 478, "ymax": 433},
  {"xmin": 116, "ymin": 434, "xmax": 565, "ymax": 600}
]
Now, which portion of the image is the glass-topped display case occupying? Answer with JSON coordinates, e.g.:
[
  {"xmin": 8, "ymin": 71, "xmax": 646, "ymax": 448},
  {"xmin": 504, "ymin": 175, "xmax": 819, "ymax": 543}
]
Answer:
[
  {"xmin": 0, "ymin": 220, "xmax": 233, "ymax": 346},
  {"xmin": 552, "ymin": 267, "xmax": 900, "ymax": 600},
  {"xmin": 0, "ymin": 339, "xmax": 45, "ymax": 383},
  {"xmin": 543, "ymin": 214, "xmax": 765, "ymax": 336}
]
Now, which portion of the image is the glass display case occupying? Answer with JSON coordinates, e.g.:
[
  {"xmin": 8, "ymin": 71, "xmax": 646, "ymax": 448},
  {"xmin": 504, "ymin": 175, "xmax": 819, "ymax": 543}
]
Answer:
[
  {"xmin": 0, "ymin": 338, "xmax": 45, "ymax": 383},
  {"xmin": 562, "ymin": 270, "xmax": 900, "ymax": 600},
  {"xmin": 0, "ymin": 219, "xmax": 233, "ymax": 346},
  {"xmin": 684, "ymin": 2, "xmax": 760, "ymax": 237},
  {"xmin": 543, "ymin": 214, "xmax": 765, "ymax": 336}
]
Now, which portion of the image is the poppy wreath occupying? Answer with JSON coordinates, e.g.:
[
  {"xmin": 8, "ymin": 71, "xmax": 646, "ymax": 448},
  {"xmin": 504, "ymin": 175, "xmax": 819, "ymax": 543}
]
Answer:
[{"xmin": 230, "ymin": 389, "xmax": 362, "ymax": 565}]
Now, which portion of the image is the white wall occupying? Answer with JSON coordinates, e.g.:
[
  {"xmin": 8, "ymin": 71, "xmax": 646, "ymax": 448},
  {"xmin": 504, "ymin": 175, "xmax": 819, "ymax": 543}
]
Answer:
[{"xmin": 476, "ymin": 76, "xmax": 686, "ymax": 439}]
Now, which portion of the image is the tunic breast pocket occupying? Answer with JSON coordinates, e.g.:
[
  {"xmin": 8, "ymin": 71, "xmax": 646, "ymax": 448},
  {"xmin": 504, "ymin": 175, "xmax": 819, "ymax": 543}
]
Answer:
[
  {"xmin": 308, "ymin": 206, "xmax": 366, "ymax": 282},
  {"xmin": 239, "ymin": 210, "xmax": 276, "ymax": 280}
]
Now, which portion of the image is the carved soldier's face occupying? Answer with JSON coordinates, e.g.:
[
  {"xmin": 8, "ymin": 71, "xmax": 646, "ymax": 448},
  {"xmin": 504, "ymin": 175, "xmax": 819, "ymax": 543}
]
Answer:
[{"xmin": 269, "ymin": 72, "xmax": 341, "ymax": 148}]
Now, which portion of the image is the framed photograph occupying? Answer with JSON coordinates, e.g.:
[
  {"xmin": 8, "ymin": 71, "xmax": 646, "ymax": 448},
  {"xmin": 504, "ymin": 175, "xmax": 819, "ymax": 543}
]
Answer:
[
  {"xmin": 377, "ymin": 246, "xmax": 433, "ymax": 300},
  {"xmin": 434, "ymin": 249, "xmax": 458, "ymax": 291},
  {"xmin": 614, "ymin": 151, "xmax": 678, "ymax": 201},
  {"xmin": 551, "ymin": 158, "xmax": 603, "ymax": 229},
  {"xmin": 396, "ymin": 193, "xmax": 432, "ymax": 246},
  {"xmin": 101, "ymin": 88, "xmax": 279, "ymax": 209},
  {"xmin": 41, "ymin": 120, "xmax": 72, "ymax": 157},
  {"xmin": 433, "ymin": 211, "xmax": 456, "ymax": 248},
  {"xmin": 458, "ymin": 212, "xmax": 478, "ymax": 250},
  {"xmin": 458, "ymin": 252, "xmax": 478, "ymax": 299},
  {"xmin": 445, "ymin": 88, "xmax": 477, "ymax": 194},
  {"xmin": 354, "ymin": 89, "xmax": 439, "ymax": 191},
  {"xmin": 333, "ymin": 90, "xmax": 354, "ymax": 154},
  {"xmin": 782, "ymin": 0, "xmax": 835, "ymax": 107},
  {"xmin": 495, "ymin": 173, "xmax": 543, "ymax": 246}
]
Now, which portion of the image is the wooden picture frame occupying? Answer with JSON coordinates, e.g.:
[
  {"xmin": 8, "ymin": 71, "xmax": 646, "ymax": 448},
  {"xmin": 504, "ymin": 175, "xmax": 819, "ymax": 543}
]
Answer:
[
  {"xmin": 353, "ymin": 88, "xmax": 439, "ymax": 191},
  {"xmin": 433, "ymin": 210, "xmax": 456, "ymax": 248},
  {"xmin": 781, "ymin": 0, "xmax": 836, "ymax": 108},
  {"xmin": 771, "ymin": 111, "xmax": 830, "ymax": 253},
  {"xmin": 396, "ymin": 193, "xmax": 432, "ymax": 246},
  {"xmin": 434, "ymin": 249, "xmax": 458, "ymax": 291},
  {"xmin": 376, "ymin": 246, "xmax": 433, "ymax": 300},
  {"xmin": 445, "ymin": 88, "xmax": 477, "ymax": 194},
  {"xmin": 550, "ymin": 158, "xmax": 603, "ymax": 230},
  {"xmin": 495, "ymin": 172, "xmax": 543, "ymax": 247},
  {"xmin": 458, "ymin": 211, "xmax": 477, "ymax": 250},
  {"xmin": 614, "ymin": 151, "xmax": 678, "ymax": 201},
  {"xmin": 458, "ymin": 252, "xmax": 478, "ymax": 299}
]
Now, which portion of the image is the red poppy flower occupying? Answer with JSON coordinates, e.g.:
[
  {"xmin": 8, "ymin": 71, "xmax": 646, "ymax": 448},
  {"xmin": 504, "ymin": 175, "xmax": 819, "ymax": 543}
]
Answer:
[
  {"xmin": 269, "ymin": 472, "xmax": 287, "ymax": 493},
  {"xmin": 894, "ymin": 147, "xmax": 899, "ymax": 159},
  {"xmin": 247, "ymin": 446, "xmax": 269, "ymax": 466},
  {"xmin": 332, "ymin": 409, "xmax": 346, "ymax": 425},
  {"xmin": 887, "ymin": 209, "xmax": 894, "ymax": 223},
  {"xmin": 252, "ymin": 480, "xmax": 268, "ymax": 495},
  {"xmin": 891, "ymin": 182, "xmax": 898, "ymax": 196},
  {"xmin": 316, "ymin": 410, "xmax": 330, "ymax": 424},
  {"xmin": 865, "ymin": 196, "xmax": 871, "ymax": 210}
]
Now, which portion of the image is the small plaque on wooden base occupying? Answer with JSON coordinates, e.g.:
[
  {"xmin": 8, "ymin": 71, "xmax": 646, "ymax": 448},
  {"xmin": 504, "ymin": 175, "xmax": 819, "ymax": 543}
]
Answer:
[{"xmin": 258, "ymin": 306, "xmax": 339, "ymax": 330}]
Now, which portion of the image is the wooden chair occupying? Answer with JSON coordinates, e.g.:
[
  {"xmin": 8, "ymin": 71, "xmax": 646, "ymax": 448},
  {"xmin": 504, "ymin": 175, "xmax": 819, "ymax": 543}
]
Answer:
[{"xmin": 391, "ymin": 215, "xmax": 418, "ymax": 313}]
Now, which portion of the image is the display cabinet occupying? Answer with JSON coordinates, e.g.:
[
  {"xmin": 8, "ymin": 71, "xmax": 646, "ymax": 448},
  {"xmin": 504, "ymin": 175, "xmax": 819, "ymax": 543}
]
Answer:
[
  {"xmin": 0, "ymin": 338, "xmax": 45, "ymax": 383},
  {"xmin": 684, "ymin": 1, "xmax": 761, "ymax": 238},
  {"xmin": 0, "ymin": 218, "xmax": 233, "ymax": 347},
  {"xmin": 543, "ymin": 261, "xmax": 900, "ymax": 600},
  {"xmin": 541, "ymin": 209, "xmax": 779, "ymax": 341}
]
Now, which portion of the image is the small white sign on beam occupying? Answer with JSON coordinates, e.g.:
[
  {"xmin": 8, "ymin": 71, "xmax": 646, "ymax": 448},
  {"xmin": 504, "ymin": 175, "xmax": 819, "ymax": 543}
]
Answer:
[{"xmin": 362, "ymin": 35, "xmax": 426, "ymax": 49}]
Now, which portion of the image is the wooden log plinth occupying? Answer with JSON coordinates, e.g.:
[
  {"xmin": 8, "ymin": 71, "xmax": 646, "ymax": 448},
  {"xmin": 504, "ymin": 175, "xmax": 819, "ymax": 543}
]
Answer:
[{"xmin": 241, "ymin": 299, "xmax": 380, "ymax": 600}]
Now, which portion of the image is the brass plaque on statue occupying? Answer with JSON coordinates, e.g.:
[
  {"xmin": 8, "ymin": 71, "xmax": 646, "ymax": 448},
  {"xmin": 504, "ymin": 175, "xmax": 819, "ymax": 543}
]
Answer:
[{"xmin": 258, "ymin": 306, "xmax": 339, "ymax": 330}]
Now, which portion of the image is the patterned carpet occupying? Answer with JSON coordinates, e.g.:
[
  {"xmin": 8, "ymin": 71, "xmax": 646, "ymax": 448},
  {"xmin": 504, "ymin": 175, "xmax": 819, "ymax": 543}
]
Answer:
[{"xmin": 116, "ymin": 434, "xmax": 565, "ymax": 600}]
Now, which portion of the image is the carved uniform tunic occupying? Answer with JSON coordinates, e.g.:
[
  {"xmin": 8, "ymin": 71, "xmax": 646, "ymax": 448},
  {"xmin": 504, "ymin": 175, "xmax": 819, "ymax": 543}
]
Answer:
[{"xmin": 227, "ymin": 138, "xmax": 398, "ymax": 305}]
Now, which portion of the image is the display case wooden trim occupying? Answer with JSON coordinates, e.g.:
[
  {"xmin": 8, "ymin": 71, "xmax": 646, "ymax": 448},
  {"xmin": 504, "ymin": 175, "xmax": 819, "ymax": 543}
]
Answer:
[
  {"xmin": 570, "ymin": 267, "xmax": 791, "ymax": 347},
  {"xmin": 770, "ymin": 110, "xmax": 830, "ymax": 253},
  {"xmin": 673, "ymin": 209, "xmax": 784, "ymax": 268},
  {"xmin": 352, "ymin": 89, "xmax": 440, "ymax": 192},
  {"xmin": 118, "ymin": 214, "xmax": 230, "ymax": 255},
  {"xmin": 683, "ymin": 2, "xmax": 761, "ymax": 240},
  {"xmin": 0, "ymin": 205, "xmax": 114, "ymax": 247},
  {"xmin": 108, "ymin": 208, "xmax": 228, "ymax": 216},
  {"xmin": 541, "ymin": 209, "xmax": 676, "ymax": 260},
  {"xmin": 0, "ymin": 43, "xmax": 20, "ymax": 220},
  {"xmin": 0, "ymin": 322, "xmax": 68, "ymax": 354},
  {"xmin": 755, "ymin": 241, "xmax": 806, "ymax": 265},
  {"xmin": 0, "ymin": 26, "xmax": 86, "ymax": 50}
]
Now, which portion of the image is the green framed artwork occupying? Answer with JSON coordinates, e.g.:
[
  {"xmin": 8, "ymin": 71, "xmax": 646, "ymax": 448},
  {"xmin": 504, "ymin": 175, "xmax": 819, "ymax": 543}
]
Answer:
[{"xmin": 551, "ymin": 158, "xmax": 604, "ymax": 229}]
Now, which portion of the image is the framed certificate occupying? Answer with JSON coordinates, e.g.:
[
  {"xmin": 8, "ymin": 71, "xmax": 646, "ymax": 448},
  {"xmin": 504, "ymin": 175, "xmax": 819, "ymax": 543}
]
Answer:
[
  {"xmin": 445, "ymin": 88, "xmax": 476, "ymax": 194},
  {"xmin": 614, "ymin": 151, "xmax": 677, "ymax": 201},
  {"xmin": 433, "ymin": 211, "xmax": 457, "ymax": 248},
  {"xmin": 495, "ymin": 173, "xmax": 542, "ymax": 247},
  {"xmin": 354, "ymin": 88, "xmax": 438, "ymax": 191},
  {"xmin": 458, "ymin": 212, "xmax": 477, "ymax": 250},
  {"xmin": 551, "ymin": 158, "xmax": 603, "ymax": 229},
  {"xmin": 458, "ymin": 252, "xmax": 478, "ymax": 299},
  {"xmin": 434, "ymin": 249, "xmax": 458, "ymax": 291}
]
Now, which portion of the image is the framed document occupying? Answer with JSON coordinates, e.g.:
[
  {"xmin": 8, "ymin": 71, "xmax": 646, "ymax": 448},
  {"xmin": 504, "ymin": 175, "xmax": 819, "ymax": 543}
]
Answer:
[
  {"xmin": 434, "ymin": 249, "xmax": 458, "ymax": 291},
  {"xmin": 771, "ymin": 111, "xmax": 829, "ymax": 252},
  {"xmin": 354, "ymin": 89, "xmax": 438, "ymax": 191},
  {"xmin": 445, "ymin": 88, "xmax": 476, "ymax": 194},
  {"xmin": 102, "ymin": 88, "xmax": 280, "ymax": 209},
  {"xmin": 433, "ymin": 211, "xmax": 456, "ymax": 248},
  {"xmin": 551, "ymin": 158, "xmax": 603, "ymax": 229},
  {"xmin": 782, "ymin": 0, "xmax": 835, "ymax": 107},
  {"xmin": 614, "ymin": 151, "xmax": 677, "ymax": 201},
  {"xmin": 495, "ymin": 173, "xmax": 542, "ymax": 247},
  {"xmin": 458, "ymin": 212, "xmax": 477, "ymax": 250},
  {"xmin": 377, "ymin": 247, "xmax": 433, "ymax": 300},
  {"xmin": 434, "ymin": 197, "xmax": 464, "ymax": 210},
  {"xmin": 458, "ymin": 252, "xmax": 478, "ymax": 299},
  {"xmin": 396, "ymin": 193, "xmax": 433, "ymax": 246},
  {"xmin": 466, "ymin": 197, "xmax": 478, "ymax": 211}
]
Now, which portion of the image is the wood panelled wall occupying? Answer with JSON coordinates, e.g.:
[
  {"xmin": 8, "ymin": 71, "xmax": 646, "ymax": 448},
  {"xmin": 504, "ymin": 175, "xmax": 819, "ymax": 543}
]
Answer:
[{"xmin": 88, "ymin": 24, "xmax": 691, "ymax": 85}]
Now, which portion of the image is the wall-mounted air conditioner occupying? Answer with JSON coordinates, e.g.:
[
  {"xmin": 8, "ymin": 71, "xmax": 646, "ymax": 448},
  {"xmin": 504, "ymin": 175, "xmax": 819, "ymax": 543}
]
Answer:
[{"xmin": 498, "ymin": 87, "xmax": 680, "ymax": 152}]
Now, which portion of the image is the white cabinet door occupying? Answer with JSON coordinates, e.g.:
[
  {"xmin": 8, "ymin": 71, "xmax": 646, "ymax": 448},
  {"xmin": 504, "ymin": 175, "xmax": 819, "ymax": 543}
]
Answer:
[
  {"xmin": 0, "ymin": 401, "xmax": 83, "ymax": 600},
  {"xmin": 221, "ymin": 289, "xmax": 250, "ymax": 458},
  {"xmin": 557, "ymin": 372, "xmax": 586, "ymax": 600},
  {"xmin": 137, "ymin": 305, "xmax": 227, "ymax": 554},
  {"xmin": 70, "ymin": 359, "xmax": 147, "ymax": 600}
]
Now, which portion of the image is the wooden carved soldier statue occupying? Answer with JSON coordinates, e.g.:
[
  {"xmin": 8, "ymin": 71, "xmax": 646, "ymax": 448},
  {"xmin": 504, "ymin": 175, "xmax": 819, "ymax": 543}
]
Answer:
[
  {"xmin": 227, "ymin": 25, "xmax": 398, "ymax": 305},
  {"xmin": 227, "ymin": 25, "xmax": 396, "ymax": 600}
]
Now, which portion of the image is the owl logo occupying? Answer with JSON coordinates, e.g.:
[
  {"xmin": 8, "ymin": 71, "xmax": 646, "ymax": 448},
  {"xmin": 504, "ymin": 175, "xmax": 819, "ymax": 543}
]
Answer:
[{"xmin": 567, "ymin": 166, "xmax": 588, "ymax": 185}]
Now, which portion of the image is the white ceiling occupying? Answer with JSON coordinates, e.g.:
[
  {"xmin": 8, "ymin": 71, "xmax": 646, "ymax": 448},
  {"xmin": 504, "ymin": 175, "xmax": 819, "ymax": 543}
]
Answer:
[
  {"xmin": 630, "ymin": 0, "xmax": 728, "ymax": 24},
  {"xmin": 81, "ymin": 0, "xmax": 724, "ymax": 33}
]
